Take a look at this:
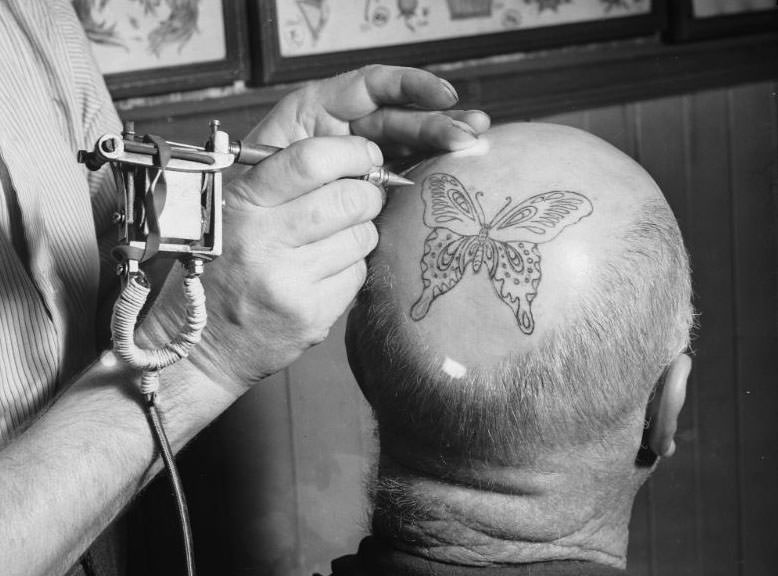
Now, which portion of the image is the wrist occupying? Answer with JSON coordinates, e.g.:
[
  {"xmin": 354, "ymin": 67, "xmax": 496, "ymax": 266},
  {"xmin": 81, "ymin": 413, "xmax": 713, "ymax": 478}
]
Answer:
[{"xmin": 127, "ymin": 268, "xmax": 246, "ymax": 450}]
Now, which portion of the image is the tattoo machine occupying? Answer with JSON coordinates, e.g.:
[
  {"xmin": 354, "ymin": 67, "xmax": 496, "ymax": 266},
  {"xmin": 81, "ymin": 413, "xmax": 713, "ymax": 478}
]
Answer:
[
  {"xmin": 78, "ymin": 119, "xmax": 412, "ymax": 394},
  {"xmin": 78, "ymin": 119, "xmax": 244, "ymax": 576}
]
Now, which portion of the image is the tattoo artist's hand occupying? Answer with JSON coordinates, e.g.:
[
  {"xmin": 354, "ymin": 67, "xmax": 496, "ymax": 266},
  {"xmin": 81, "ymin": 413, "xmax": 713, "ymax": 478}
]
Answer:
[
  {"xmin": 246, "ymin": 65, "xmax": 491, "ymax": 157},
  {"xmin": 184, "ymin": 135, "xmax": 384, "ymax": 386}
]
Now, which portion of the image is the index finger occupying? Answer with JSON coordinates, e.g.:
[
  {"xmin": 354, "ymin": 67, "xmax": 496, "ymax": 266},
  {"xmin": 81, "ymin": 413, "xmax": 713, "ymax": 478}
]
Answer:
[
  {"xmin": 309, "ymin": 65, "xmax": 459, "ymax": 122},
  {"xmin": 227, "ymin": 135, "xmax": 383, "ymax": 208}
]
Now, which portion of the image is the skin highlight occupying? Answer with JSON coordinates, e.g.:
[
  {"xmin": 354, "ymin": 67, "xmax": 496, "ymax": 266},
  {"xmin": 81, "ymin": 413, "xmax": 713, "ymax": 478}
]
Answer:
[{"xmin": 347, "ymin": 122, "xmax": 694, "ymax": 569}]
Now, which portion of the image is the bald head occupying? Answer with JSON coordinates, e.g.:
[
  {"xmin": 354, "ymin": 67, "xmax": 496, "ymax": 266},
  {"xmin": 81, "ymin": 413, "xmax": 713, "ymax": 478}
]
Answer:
[{"xmin": 347, "ymin": 122, "xmax": 692, "ymax": 467}]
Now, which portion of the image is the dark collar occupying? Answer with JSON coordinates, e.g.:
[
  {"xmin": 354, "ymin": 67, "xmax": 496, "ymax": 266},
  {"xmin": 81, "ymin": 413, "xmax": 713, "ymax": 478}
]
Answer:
[{"xmin": 328, "ymin": 537, "xmax": 629, "ymax": 576}]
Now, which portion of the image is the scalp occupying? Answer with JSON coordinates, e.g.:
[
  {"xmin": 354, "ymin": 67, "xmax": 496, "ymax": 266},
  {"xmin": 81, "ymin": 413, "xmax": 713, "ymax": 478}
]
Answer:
[{"xmin": 370, "ymin": 122, "xmax": 664, "ymax": 368}]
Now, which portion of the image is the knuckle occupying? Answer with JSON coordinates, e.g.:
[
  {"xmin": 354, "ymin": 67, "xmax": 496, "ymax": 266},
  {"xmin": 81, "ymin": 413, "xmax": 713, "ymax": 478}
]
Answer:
[
  {"xmin": 279, "ymin": 209, "xmax": 303, "ymax": 237},
  {"xmin": 261, "ymin": 269, "xmax": 291, "ymax": 304},
  {"xmin": 287, "ymin": 143, "xmax": 327, "ymax": 182}
]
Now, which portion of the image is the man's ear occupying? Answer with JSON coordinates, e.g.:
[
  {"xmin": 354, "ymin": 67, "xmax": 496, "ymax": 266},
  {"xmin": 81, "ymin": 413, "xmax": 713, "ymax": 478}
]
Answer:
[{"xmin": 647, "ymin": 353, "xmax": 692, "ymax": 458}]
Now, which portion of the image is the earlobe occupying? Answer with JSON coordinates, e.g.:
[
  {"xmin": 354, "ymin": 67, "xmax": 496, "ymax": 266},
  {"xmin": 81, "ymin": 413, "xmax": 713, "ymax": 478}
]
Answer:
[{"xmin": 647, "ymin": 353, "xmax": 692, "ymax": 458}]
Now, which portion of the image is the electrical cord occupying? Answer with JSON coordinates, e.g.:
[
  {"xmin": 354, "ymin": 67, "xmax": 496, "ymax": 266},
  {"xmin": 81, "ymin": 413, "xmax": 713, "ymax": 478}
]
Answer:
[{"xmin": 145, "ymin": 392, "xmax": 196, "ymax": 576}]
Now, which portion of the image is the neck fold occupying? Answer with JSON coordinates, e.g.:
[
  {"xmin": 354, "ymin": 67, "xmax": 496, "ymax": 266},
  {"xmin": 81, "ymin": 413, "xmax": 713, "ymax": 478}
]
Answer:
[{"xmin": 370, "ymin": 453, "xmax": 635, "ymax": 569}]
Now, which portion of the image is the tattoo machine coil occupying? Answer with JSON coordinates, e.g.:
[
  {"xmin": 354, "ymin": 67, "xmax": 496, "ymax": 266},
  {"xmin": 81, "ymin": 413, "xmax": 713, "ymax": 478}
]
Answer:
[{"xmin": 77, "ymin": 120, "xmax": 238, "ymax": 394}]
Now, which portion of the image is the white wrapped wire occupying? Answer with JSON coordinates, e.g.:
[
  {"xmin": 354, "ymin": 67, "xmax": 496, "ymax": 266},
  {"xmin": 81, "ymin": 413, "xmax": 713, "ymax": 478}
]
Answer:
[{"xmin": 111, "ymin": 267, "xmax": 207, "ymax": 395}]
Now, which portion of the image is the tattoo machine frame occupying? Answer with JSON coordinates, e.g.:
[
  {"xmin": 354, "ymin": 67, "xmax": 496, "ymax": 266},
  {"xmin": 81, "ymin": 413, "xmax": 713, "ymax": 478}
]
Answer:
[{"xmin": 78, "ymin": 120, "xmax": 235, "ymax": 393}]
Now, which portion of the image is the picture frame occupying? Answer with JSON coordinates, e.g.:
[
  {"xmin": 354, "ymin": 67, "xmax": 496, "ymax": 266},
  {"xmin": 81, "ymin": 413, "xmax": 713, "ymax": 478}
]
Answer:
[
  {"xmin": 667, "ymin": 0, "xmax": 778, "ymax": 42},
  {"xmin": 75, "ymin": 0, "xmax": 249, "ymax": 99},
  {"xmin": 249, "ymin": 0, "xmax": 667, "ymax": 85}
]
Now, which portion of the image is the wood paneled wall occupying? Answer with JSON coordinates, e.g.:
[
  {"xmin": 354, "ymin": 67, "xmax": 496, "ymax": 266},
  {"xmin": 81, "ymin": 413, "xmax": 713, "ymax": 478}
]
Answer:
[{"xmin": 131, "ymin": 80, "xmax": 778, "ymax": 576}]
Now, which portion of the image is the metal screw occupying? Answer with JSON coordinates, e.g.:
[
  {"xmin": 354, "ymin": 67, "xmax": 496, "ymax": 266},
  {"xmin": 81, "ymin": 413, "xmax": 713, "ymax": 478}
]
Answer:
[{"xmin": 123, "ymin": 120, "xmax": 135, "ymax": 140}]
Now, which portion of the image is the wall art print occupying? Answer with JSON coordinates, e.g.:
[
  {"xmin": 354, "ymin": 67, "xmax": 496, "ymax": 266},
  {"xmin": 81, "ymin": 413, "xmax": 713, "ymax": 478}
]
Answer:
[
  {"xmin": 668, "ymin": 0, "xmax": 778, "ymax": 40},
  {"xmin": 252, "ymin": 0, "xmax": 661, "ymax": 83},
  {"xmin": 73, "ymin": 0, "xmax": 247, "ymax": 98},
  {"xmin": 274, "ymin": 0, "xmax": 652, "ymax": 57},
  {"xmin": 691, "ymin": 0, "xmax": 776, "ymax": 18}
]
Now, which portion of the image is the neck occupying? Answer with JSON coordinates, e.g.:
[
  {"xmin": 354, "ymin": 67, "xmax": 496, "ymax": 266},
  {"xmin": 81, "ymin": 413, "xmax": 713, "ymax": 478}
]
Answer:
[{"xmin": 370, "ymin": 446, "xmax": 643, "ymax": 569}]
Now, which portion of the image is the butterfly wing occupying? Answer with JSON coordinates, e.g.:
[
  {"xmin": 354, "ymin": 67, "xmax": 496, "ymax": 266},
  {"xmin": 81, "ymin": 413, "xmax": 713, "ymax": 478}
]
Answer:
[
  {"xmin": 489, "ymin": 241, "xmax": 541, "ymax": 334},
  {"xmin": 485, "ymin": 191, "xmax": 591, "ymax": 333},
  {"xmin": 489, "ymin": 190, "xmax": 593, "ymax": 244},
  {"xmin": 410, "ymin": 228, "xmax": 476, "ymax": 321},
  {"xmin": 420, "ymin": 173, "xmax": 483, "ymax": 236}
]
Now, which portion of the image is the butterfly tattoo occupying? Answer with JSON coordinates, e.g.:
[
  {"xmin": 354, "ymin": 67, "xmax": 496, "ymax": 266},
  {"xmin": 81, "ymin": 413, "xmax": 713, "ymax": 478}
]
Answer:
[{"xmin": 411, "ymin": 173, "xmax": 593, "ymax": 334}]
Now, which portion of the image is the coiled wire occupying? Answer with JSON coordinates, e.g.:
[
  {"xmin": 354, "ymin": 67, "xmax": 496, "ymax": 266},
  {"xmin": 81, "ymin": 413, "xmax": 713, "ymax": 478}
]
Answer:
[{"xmin": 110, "ymin": 263, "xmax": 207, "ymax": 576}]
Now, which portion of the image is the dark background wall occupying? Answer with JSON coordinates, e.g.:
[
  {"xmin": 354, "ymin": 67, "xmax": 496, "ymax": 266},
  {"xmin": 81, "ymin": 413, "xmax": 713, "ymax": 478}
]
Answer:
[{"xmin": 121, "ymin": 46, "xmax": 778, "ymax": 576}]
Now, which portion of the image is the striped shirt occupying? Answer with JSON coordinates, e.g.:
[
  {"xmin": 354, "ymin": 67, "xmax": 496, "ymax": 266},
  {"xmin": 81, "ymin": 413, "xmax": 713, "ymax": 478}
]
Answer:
[{"xmin": 0, "ymin": 0, "xmax": 120, "ymax": 445}]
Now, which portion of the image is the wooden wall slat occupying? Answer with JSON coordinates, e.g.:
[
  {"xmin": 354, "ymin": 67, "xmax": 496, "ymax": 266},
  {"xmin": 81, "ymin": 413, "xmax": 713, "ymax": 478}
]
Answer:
[
  {"xmin": 728, "ymin": 82, "xmax": 778, "ymax": 576},
  {"xmin": 209, "ymin": 371, "xmax": 300, "ymax": 575},
  {"xmin": 539, "ymin": 110, "xmax": 589, "ymax": 131},
  {"xmin": 684, "ymin": 89, "xmax": 741, "ymax": 576},
  {"xmin": 574, "ymin": 104, "xmax": 652, "ymax": 576},
  {"xmin": 286, "ymin": 314, "xmax": 374, "ymax": 576},
  {"xmin": 632, "ymin": 96, "xmax": 700, "ymax": 576},
  {"xmin": 583, "ymin": 105, "xmax": 633, "ymax": 151}
]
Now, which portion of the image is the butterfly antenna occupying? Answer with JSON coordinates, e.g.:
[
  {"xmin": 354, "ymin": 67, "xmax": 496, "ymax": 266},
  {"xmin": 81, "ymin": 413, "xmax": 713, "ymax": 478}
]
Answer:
[{"xmin": 488, "ymin": 196, "xmax": 514, "ymax": 227}]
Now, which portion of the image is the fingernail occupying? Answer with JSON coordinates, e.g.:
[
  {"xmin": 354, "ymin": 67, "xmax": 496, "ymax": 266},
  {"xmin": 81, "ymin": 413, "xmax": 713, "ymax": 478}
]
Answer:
[
  {"xmin": 367, "ymin": 140, "xmax": 383, "ymax": 166},
  {"xmin": 451, "ymin": 119, "xmax": 477, "ymax": 138},
  {"xmin": 440, "ymin": 79, "xmax": 459, "ymax": 103}
]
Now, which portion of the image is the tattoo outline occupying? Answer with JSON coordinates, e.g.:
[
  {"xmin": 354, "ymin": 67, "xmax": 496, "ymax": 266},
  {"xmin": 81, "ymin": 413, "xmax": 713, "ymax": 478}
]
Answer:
[{"xmin": 410, "ymin": 173, "xmax": 593, "ymax": 334}]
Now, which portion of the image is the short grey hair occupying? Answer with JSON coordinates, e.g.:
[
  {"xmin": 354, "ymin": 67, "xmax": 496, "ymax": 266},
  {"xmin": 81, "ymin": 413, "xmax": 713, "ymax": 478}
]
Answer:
[{"xmin": 352, "ymin": 198, "xmax": 694, "ymax": 466}]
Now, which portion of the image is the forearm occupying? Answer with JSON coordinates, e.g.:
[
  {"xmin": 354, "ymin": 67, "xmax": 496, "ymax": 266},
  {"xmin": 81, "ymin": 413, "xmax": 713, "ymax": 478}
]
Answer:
[{"xmin": 0, "ymin": 351, "xmax": 234, "ymax": 576}]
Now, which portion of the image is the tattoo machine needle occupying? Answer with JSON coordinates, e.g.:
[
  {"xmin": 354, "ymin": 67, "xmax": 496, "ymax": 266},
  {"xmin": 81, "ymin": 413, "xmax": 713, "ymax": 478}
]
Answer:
[{"xmin": 229, "ymin": 141, "xmax": 415, "ymax": 187}]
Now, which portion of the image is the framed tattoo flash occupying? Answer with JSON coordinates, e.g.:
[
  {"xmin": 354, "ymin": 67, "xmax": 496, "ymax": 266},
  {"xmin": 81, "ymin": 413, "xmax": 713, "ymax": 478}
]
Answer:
[
  {"xmin": 250, "ymin": 0, "xmax": 666, "ymax": 84},
  {"xmin": 411, "ymin": 173, "xmax": 592, "ymax": 334},
  {"xmin": 667, "ymin": 0, "xmax": 778, "ymax": 41},
  {"xmin": 72, "ymin": 0, "xmax": 248, "ymax": 99}
]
